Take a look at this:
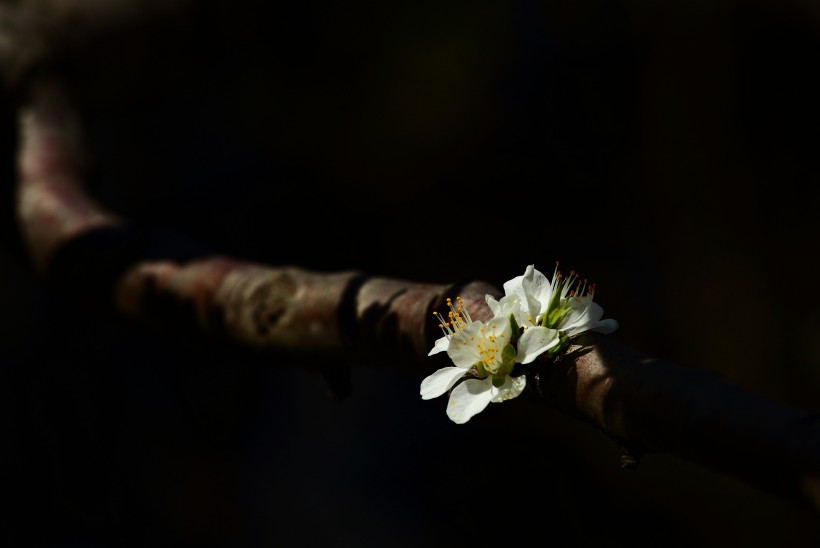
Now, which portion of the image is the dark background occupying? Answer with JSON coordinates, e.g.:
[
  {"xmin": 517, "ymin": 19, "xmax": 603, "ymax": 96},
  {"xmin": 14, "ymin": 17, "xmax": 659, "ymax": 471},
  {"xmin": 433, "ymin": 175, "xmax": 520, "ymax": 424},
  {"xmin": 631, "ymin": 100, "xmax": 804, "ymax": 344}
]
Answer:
[{"xmin": 2, "ymin": 0, "xmax": 820, "ymax": 546}]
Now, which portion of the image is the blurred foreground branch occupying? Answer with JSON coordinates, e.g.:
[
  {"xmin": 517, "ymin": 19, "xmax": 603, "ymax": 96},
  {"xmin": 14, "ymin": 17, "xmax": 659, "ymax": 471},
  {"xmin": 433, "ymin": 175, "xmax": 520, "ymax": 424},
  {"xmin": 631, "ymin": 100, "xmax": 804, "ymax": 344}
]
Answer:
[{"xmin": 7, "ymin": 67, "xmax": 820, "ymax": 519}]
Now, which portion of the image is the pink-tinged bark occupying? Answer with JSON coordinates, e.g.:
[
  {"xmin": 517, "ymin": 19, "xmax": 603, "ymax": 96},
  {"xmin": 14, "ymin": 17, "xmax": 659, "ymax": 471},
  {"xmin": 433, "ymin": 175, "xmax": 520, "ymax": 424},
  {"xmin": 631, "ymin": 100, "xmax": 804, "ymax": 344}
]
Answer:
[{"xmin": 16, "ymin": 79, "xmax": 123, "ymax": 274}]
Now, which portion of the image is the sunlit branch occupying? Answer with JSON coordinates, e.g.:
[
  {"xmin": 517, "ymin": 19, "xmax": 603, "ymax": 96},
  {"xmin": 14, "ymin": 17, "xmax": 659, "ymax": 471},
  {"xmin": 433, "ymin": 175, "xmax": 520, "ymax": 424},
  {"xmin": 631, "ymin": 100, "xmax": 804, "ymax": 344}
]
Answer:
[{"xmin": 10, "ymin": 72, "xmax": 820, "ymax": 519}]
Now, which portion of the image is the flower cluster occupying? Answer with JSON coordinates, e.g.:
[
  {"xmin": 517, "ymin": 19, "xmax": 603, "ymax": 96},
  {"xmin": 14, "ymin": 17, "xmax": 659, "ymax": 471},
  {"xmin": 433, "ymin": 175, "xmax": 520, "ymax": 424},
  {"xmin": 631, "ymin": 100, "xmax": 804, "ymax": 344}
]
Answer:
[{"xmin": 420, "ymin": 263, "xmax": 618, "ymax": 424}]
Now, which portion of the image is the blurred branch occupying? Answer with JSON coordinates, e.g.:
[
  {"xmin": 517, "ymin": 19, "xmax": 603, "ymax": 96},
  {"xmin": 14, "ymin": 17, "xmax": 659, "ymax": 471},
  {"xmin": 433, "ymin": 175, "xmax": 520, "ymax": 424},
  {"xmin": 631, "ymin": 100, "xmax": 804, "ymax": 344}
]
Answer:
[
  {"xmin": 0, "ymin": 0, "xmax": 194, "ymax": 88},
  {"xmin": 4, "ymin": 4, "xmax": 820, "ymax": 520},
  {"xmin": 13, "ymin": 75, "xmax": 499, "ymax": 372}
]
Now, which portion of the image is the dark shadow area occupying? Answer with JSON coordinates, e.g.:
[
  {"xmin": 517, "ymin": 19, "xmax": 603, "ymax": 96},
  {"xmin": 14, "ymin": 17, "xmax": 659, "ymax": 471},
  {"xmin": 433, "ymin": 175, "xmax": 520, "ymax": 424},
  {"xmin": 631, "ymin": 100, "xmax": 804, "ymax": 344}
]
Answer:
[{"xmin": 3, "ymin": 0, "xmax": 820, "ymax": 546}]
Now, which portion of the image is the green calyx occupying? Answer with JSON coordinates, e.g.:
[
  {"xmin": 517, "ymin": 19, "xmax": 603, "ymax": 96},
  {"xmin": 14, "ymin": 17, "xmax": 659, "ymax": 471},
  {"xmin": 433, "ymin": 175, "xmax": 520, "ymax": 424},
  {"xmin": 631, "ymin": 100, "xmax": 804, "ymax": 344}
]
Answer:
[
  {"xmin": 540, "ymin": 280, "xmax": 573, "ymax": 329},
  {"xmin": 547, "ymin": 333, "xmax": 570, "ymax": 357},
  {"xmin": 492, "ymin": 343, "xmax": 518, "ymax": 387},
  {"xmin": 474, "ymin": 342, "xmax": 518, "ymax": 387},
  {"xmin": 545, "ymin": 306, "xmax": 572, "ymax": 329},
  {"xmin": 509, "ymin": 313, "xmax": 521, "ymax": 347}
]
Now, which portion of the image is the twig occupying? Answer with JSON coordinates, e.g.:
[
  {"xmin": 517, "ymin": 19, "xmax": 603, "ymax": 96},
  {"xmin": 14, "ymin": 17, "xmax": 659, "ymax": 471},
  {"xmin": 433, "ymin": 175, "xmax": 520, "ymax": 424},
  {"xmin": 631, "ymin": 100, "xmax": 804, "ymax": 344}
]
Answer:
[{"xmin": 10, "ymin": 73, "xmax": 820, "ymax": 518}]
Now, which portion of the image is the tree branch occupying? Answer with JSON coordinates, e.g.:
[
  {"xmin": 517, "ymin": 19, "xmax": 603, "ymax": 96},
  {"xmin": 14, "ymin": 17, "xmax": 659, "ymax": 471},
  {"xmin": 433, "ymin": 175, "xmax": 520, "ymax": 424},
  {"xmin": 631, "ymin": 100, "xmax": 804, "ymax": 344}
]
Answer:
[{"xmin": 9, "ymin": 72, "xmax": 820, "ymax": 519}]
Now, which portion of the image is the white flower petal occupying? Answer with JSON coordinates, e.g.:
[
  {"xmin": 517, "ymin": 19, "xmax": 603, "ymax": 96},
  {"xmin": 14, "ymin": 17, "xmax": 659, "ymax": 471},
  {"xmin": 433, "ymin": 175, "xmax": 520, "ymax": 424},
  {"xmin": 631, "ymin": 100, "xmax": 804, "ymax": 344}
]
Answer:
[
  {"xmin": 593, "ymin": 318, "xmax": 618, "ymax": 334},
  {"xmin": 573, "ymin": 295, "xmax": 604, "ymax": 323},
  {"xmin": 581, "ymin": 300, "xmax": 604, "ymax": 323},
  {"xmin": 502, "ymin": 267, "xmax": 528, "ymax": 298},
  {"xmin": 490, "ymin": 374, "xmax": 527, "ymax": 402},
  {"xmin": 559, "ymin": 295, "xmax": 591, "ymax": 323},
  {"xmin": 447, "ymin": 321, "xmax": 486, "ymax": 368},
  {"xmin": 562, "ymin": 301, "xmax": 617, "ymax": 337},
  {"xmin": 566, "ymin": 318, "xmax": 619, "ymax": 337},
  {"xmin": 446, "ymin": 378, "xmax": 495, "ymax": 424},
  {"xmin": 420, "ymin": 366, "xmax": 468, "ymax": 400},
  {"xmin": 485, "ymin": 294, "xmax": 500, "ymax": 316},
  {"xmin": 503, "ymin": 268, "xmax": 534, "ymax": 313},
  {"xmin": 447, "ymin": 318, "xmax": 513, "ymax": 371},
  {"xmin": 428, "ymin": 335, "xmax": 450, "ymax": 356},
  {"xmin": 495, "ymin": 294, "xmax": 529, "ymax": 328},
  {"xmin": 516, "ymin": 326, "xmax": 560, "ymax": 364},
  {"xmin": 526, "ymin": 266, "xmax": 553, "ymax": 314},
  {"xmin": 504, "ymin": 265, "xmax": 551, "ymax": 323}
]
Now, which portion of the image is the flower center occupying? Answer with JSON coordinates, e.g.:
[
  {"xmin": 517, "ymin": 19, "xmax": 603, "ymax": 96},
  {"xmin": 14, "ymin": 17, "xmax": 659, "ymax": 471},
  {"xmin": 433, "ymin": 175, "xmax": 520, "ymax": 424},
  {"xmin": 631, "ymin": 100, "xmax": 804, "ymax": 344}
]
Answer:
[
  {"xmin": 475, "ymin": 323, "xmax": 504, "ymax": 373},
  {"xmin": 542, "ymin": 262, "xmax": 596, "ymax": 328}
]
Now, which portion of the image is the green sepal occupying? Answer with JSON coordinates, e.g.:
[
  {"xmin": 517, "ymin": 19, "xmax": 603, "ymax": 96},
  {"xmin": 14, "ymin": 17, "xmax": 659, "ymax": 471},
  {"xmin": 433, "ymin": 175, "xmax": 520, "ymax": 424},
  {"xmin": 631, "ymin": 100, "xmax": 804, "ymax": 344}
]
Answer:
[
  {"xmin": 543, "ymin": 282, "xmax": 564, "ymax": 327},
  {"xmin": 474, "ymin": 361, "xmax": 489, "ymax": 378},
  {"xmin": 494, "ymin": 343, "xmax": 517, "ymax": 379},
  {"xmin": 547, "ymin": 334, "xmax": 570, "ymax": 357},
  {"xmin": 492, "ymin": 374, "xmax": 506, "ymax": 388},
  {"xmin": 547, "ymin": 305, "xmax": 571, "ymax": 329},
  {"xmin": 508, "ymin": 313, "xmax": 521, "ymax": 347}
]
